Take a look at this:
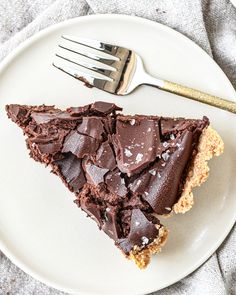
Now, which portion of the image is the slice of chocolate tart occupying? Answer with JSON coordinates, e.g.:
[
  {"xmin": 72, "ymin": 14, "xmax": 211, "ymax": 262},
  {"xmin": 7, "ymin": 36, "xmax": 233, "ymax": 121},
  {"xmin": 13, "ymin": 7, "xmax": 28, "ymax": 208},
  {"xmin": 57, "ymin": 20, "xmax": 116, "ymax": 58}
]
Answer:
[{"xmin": 5, "ymin": 101, "xmax": 223, "ymax": 268}]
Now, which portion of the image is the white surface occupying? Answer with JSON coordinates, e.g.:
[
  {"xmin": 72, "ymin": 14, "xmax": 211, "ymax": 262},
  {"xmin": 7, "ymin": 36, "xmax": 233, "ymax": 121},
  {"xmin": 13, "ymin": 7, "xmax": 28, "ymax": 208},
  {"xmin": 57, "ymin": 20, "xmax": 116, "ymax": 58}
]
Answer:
[
  {"xmin": 230, "ymin": 0, "xmax": 236, "ymax": 7},
  {"xmin": 0, "ymin": 15, "xmax": 236, "ymax": 295}
]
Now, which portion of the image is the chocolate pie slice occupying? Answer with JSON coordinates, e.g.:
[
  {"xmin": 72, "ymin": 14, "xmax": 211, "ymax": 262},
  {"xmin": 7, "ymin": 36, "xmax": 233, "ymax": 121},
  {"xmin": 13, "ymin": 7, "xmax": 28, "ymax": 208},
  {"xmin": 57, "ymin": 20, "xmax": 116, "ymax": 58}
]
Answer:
[{"xmin": 6, "ymin": 101, "xmax": 223, "ymax": 268}]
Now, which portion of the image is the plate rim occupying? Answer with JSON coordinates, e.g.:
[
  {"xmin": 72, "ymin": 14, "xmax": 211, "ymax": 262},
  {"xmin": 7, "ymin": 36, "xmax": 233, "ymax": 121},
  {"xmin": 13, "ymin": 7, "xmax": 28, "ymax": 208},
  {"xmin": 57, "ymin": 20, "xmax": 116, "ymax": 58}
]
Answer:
[
  {"xmin": 0, "ymin": 14, "xmax": 235, "ymax": 295},
  {"xmin": 230, "ymin": 0, "xmax": 236, "ymax": 8}
]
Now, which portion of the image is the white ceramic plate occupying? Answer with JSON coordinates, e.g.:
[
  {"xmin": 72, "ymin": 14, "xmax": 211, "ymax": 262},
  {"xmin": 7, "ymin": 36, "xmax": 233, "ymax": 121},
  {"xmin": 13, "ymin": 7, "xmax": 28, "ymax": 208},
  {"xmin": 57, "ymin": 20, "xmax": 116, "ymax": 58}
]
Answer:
[
  {"xmin": 0, "ymin": 15, "xmax": 236, "ymax": 295},
  {"xmin": 230, "ymin": 0, "xmax": 236, "ymax": 8}
]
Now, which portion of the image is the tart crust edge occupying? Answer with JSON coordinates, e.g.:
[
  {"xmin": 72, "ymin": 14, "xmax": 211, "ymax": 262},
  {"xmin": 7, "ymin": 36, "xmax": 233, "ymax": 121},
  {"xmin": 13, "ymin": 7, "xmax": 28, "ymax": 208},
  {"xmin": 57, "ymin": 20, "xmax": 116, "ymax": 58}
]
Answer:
[
  {"xmin": 173, "ymin": 126, "xmax": 224, "ymax": 214},
  {"xmin": 128, "ymin": 126, "xmax": 224, "ymax": 268}
]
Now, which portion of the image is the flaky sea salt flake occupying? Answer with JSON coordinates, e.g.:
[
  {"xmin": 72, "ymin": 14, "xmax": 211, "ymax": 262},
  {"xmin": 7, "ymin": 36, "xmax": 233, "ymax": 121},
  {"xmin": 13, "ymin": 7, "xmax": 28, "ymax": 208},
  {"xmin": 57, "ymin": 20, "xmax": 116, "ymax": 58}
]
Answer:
[
  {"xmin": 162, "ymin": 151, "xmax": 170, "ymax": 161},
  {"xmin": 149, "ymin": 169, "xmax": 156, "ymax": 176},
  {"xmin": 141, "ymin": 236, "xmax": 149, "ymax": 245},
  {"xmin": 136, "ymin": 179, "xmax": 142, "ymax": 186},
  {"xmin": 170, "ymin": 134, "xmax": 175, "ymax": 140},
  {"xmin": 136, "ymin": 153, "xmax": 143, "ymax": 163},
  {"xmin": 165, "ymin": 207, "xmax": 172, "ymax": 211},
  {"xmin": 124, "ymin": 148, "xmax": 132, "ymax": 157},
  {"xmin": 130, "ymin": 119, "xmax": 135, "ymax": 125},
  {"xmin": 163, "ymin": 142, "xmax": 168, "ymax": 148}
]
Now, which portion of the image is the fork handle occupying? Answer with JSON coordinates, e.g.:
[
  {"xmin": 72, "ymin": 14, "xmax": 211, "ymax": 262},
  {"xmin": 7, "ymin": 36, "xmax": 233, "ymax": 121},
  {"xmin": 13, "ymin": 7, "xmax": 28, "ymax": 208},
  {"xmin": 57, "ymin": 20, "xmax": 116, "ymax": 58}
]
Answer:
[{"xmin": 160, "ymin": 80, "xmax": 236, "ymax": 114}]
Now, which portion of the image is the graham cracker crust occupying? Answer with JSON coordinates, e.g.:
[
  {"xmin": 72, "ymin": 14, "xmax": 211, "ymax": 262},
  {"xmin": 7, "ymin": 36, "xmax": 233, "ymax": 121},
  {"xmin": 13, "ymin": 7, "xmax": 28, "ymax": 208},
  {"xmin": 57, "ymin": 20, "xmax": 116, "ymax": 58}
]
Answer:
[
  {"xmin": 127, "ymin": 226, "xmax": 168, "ymax": 269},
  {"xmin": 173, "ymin": 126, "xmax": 224, "ymax": 214}
]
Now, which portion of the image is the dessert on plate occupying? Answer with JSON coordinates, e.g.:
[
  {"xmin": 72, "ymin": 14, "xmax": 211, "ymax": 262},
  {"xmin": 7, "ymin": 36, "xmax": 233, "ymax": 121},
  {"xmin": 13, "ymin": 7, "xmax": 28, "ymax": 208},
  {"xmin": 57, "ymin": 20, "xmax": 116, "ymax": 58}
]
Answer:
[{"xmin": 6, "ymin": 101, "xmax": 224, "ymax": 268}]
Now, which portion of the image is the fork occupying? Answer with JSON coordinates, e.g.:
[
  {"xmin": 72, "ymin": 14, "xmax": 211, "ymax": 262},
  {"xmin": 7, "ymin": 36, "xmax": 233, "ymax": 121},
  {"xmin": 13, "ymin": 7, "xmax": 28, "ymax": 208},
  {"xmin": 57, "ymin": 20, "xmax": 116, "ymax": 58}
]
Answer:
[{"xmin": 53, "ymin": 36, "xmax": 236, "ymax": 114}]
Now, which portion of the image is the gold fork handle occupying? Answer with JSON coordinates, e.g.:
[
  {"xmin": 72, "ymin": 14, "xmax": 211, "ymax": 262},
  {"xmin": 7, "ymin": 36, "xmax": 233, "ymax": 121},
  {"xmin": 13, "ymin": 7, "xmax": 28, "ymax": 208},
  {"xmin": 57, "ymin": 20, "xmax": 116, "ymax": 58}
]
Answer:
[{"xmin": 161, "ymin": 80, "xmax": 236, "ymax": 114}]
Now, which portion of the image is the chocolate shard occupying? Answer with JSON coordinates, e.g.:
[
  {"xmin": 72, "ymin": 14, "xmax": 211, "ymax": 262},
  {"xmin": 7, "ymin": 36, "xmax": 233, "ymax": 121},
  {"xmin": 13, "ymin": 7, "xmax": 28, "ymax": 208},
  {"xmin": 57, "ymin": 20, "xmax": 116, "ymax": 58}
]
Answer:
[
  {"xmin": 77, "ymin": 117, "xmax": 104, "ymax": 140},
  {"xmin": 95, "ymin": 141, "xmax": 116, "ymax": 170},
  {"xmin": 62, "ymin": 130, "xmax": 99, "ymax": 158},
  {"xmin": 105, "ymin": 169, "xmax": 128, "ymax": 197},
  {"xmin": 33, "ymin": 130, "xmax": 69, "ymax": 155},
  {"xmin": 130, "ymin": 130, "xmax": 193, "ymax": 214},
  {"xmin": 31, "ymin": 111, "xmax": 80, "ymax": 124},
  {"xmin": 5, "ymin": 104, "xmax": 30, "ymax": 125},
  {"xmin": 66, "ymin": 105, "xmax": 90, "ymax": 116},
  {"xmin": 113, "ymin": 117, "xmax": 161, "ymax": 176},
  {"xmin": 54, "ymin": 153, "xmax": 86, "ymax": 192},
  {"xmin": 83, "ymin": 160, "xmax": 109, "ymax": 186},
  {"xmin": 118, "ymin": 209, "xmax": 159, "ymax": 254},
  {"xmin": 90, "ymin": 101, "xmax": 122, "ymax": 114},
  {"xmin": 66, "ymin": 101, "xmax": 122, "ymax": 117}
]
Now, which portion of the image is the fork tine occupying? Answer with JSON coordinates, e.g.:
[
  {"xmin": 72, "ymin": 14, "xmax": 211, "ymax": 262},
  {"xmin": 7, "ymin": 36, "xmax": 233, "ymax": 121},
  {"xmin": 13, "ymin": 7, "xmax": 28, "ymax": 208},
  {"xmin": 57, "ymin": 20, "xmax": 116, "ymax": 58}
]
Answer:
[
  {"xmin": 55, "ymin": 52, "xmax": 116, "ymax": 77},
  {"xmin": 58, "ymin": 43, "xmax": 118, "ymax": 66},
  {"xmin": 62, "ymin": 35, "xmax": 119, "ymax": 56},
  {"xmin": 53, "ymin": 60, "xmax": 112, "ymax": 89}
]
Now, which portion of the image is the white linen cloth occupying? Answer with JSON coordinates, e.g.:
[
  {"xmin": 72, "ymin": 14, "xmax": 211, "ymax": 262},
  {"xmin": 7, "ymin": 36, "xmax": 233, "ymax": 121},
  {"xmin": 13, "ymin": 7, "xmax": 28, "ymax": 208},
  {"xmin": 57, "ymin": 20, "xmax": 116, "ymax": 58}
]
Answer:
[{"xmin": 0, "ymin": 1, "xmax": 235, "ymax": 294}]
